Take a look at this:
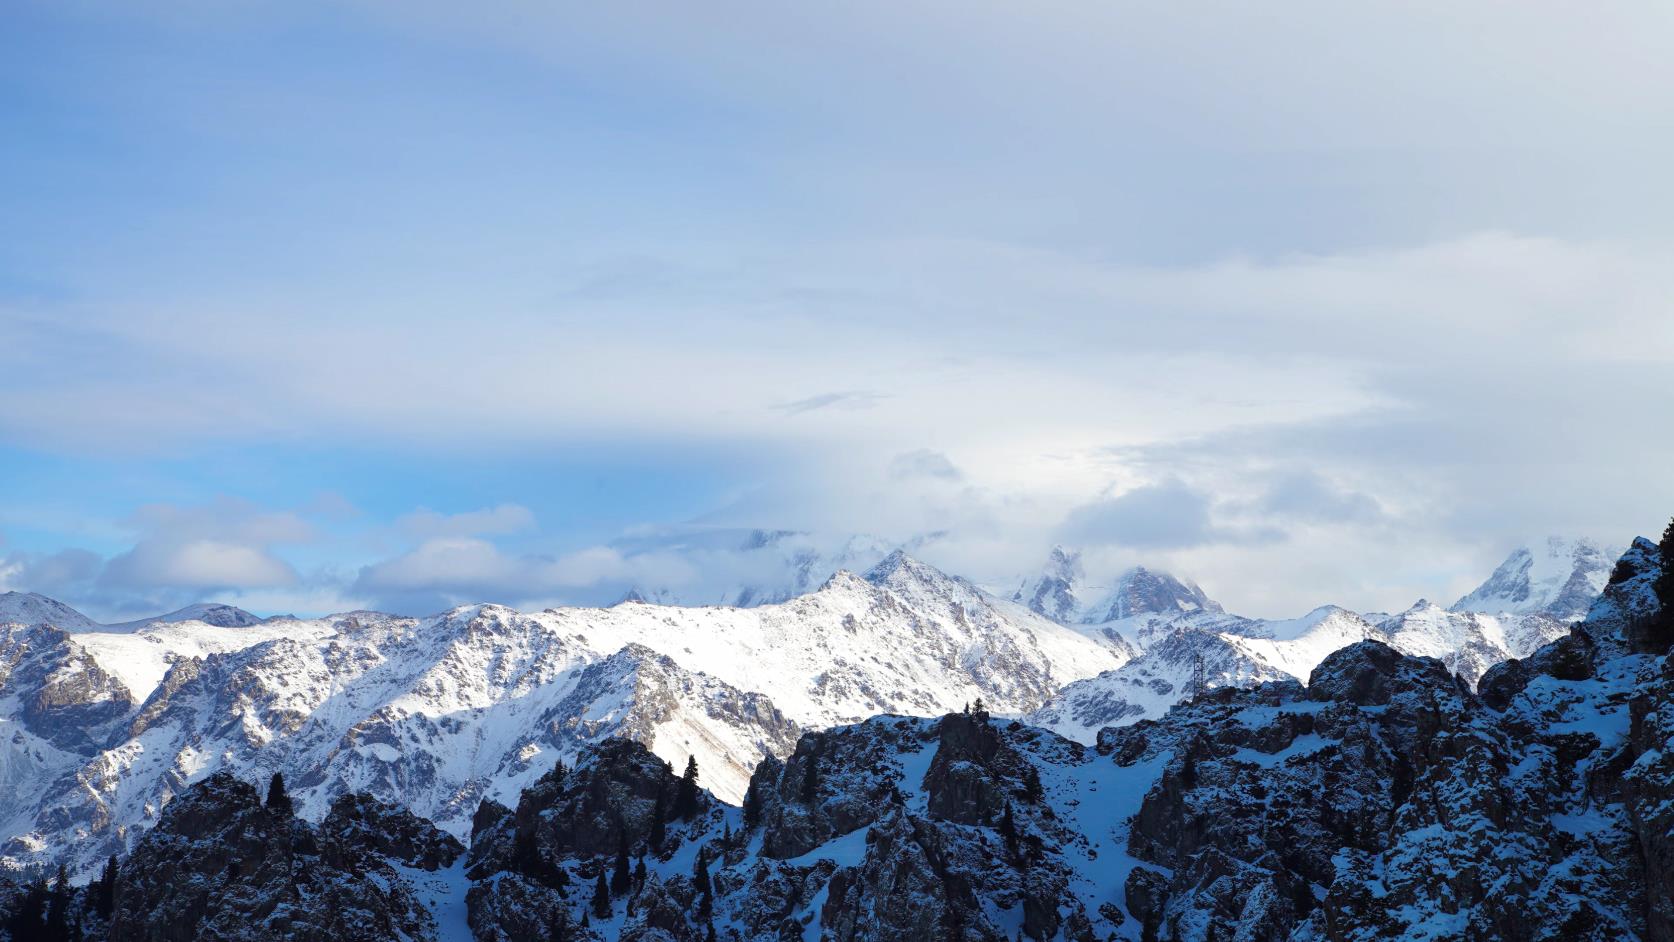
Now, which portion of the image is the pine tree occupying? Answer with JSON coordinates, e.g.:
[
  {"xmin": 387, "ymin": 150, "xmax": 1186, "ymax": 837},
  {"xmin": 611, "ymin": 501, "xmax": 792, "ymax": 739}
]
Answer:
[
  {"xmin": 6, "ymin": 878, "xmax": 47, "ymax": 940},
  {"xmin": 999, "ymin": 801, "xmax": 1021, "ymax": 866},
  {"xmin": 971, "ymin": 697, "xmax": 989, "ymax": 722},
  {"xmin": 800, "ymin": 755, "xmax": 820, "ymax": 806},
  {"xmin": 590, "ymin": 872, "xmax": 611, "ymax": 920},
  {"xmin": 1022, "ymin": 765, "xmax": 1044, "ymax": 804},
  {"xmin": 611, "ymin": 828, "xmax": 632, "ymax": 895},
  {"xmin": 692, "ymin": 849, "xmax": 711, "ymax": 897},
  {"xmin": 1652, "ymin": 516, "xmax": 1674, "ymax": 649},
  {"xmin": 266, "ymin": 772, "xmax": 293, "ymax": 816},
  {"xmin": 547, "ymin": 906, "xmax": 571, "ymax": 942},
  {"xmin": 650, "ymin": 789, "xmax": 668, "ymax": 851},
  {"xmin": 633, "ymin": 854, "xmax": 647, "ymax": 892},
  {"xmin": 742, "ymin": 779, "xmax": 762, "ymax": 828},
  {"xmin": 96, "ymin": 854, "xmax": 118, "ymax": 918},
  {"xmin": 676, "ymin": 755, "xmax": 701, "ymax": 820},
  {"xmin": 46, "ymin": 864, "xmax": 71, "ymax": 942}
]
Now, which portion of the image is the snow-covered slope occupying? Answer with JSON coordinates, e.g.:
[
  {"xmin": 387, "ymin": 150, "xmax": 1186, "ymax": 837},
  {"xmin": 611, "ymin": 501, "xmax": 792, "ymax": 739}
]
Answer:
[
  {"xmin": 0, "ymin": 552, "xmax": 1127, "ymax": 873},
  {"xmin": 1451, "ymin": 535, "xmax": 1620, "ymax": 620}
]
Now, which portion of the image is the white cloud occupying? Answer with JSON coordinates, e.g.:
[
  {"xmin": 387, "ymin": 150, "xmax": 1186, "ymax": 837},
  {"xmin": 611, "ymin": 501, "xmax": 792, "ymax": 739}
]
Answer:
[{"xmin": 396, "ymin": 504, "xmax": 536, "ymax": 539}]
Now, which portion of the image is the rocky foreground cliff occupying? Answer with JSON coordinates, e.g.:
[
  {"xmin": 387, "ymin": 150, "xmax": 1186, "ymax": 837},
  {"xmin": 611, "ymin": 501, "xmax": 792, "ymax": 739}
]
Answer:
[{"xmin": 1, "ymin": 536, "xmax": 1669, "ymax": 941}]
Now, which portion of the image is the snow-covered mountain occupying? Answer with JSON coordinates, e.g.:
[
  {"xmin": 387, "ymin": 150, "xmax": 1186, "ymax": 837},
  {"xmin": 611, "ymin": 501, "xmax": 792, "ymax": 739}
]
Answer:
[
  {"xmin": 0, "ymin": 552, "xmax": 1126, "ymax": 873},
  {"xmin": 0, "ymin": 591, "xmax": 100, "ymax": 631},
  {"xmin": 0, "ymin": 536, "xmax": 1625, "ymax": 877},
  {"xmin": 75, "ymin": 539, "xmax": 1660, "ymax": 942},
  {"xmin": 1451, "ymin": 535, "xmax": 1621, "ymax": 620},
  {"xmin": 1009, "ymin": 546, "xmax": 1221, "ymax": 627}
]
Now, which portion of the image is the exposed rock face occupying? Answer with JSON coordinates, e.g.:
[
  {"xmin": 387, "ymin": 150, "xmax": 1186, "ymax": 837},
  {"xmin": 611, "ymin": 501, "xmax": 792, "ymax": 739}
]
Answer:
[
  {"xmin": 1110, "ymin": 624, "xmax": 1660, "ymax": 940},
  {"xmin": 320, "ymin": 792, "xmax": 464, "ymax": 871},
  {"xmin": 0, "ymin": 623, "xmax": 135, "ymax": 752},
  {"xmin": 106, "ymin": 773, "xmax": 445, "ymax": 942}
]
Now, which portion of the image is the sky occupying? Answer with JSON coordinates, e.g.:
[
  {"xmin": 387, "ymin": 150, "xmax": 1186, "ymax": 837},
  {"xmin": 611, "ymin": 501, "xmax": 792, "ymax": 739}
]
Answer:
[{"xmin": 2, "ymin": 0, "xmax": 1673, "ymax": 620}]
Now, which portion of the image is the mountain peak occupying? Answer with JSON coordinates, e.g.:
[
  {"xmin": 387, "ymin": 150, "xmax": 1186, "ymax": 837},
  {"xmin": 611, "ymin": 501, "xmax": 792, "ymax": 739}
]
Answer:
[
  {"xmin": 1451, "ymin": 536, "xmax": 1620, "ymax": 620},
  {"xmin": 0, "ymin": 591, "xmax": 99, "ymax": 631},
  {"xmin": 1084, "ymin": 566, "xmax": 1222, "ymax": 622},
  {"xmin": 861, "ymin": 548, "xmax": 936, "ymax": 586}
]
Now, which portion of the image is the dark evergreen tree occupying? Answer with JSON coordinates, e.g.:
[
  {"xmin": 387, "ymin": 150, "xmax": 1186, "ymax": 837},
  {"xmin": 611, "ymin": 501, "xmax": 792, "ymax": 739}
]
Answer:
[
  {"xmin": 1022, "ymin": 764, "xmax": 1044, "ymax": 804},
  {"xmin": 611, "ymin": 828, "xmax": 632, "ymax": 895},
  {"xmin": 266, "ymin": 772, "xmax": 293, "ymax": 816},
  {"xmin": 742, "ymin": 778, "xmax": 762, "ymax": 828},
  {"xmin": 999, "ymin": 801, "xmax": 1021, "ymax": 865},
  {"xmin": 675, "ymin": 755, "xmax": 701, "ymax": 820},
  {"xmin": 633, "ymin": 854, "xmax": 647, "ymax": 892},
  {"xmin": 650, "ymin": 789, "xmax": 668, "ymax": 851},
  {"xmin": 46, "ymin": 864, "xmax": 71, "ymax": 942},
  {"xmin": 96, "ymin": 854, "xmax": 118, "ymax": 919},
  {"xmin": 1653, "ymin": 516, "xmax": 1674, "ymax": 649},
  {"xmin": 692, "ymin": 849, "xmax": 711, "ymax": 897},
  {"xmin": 547, "ymin": 906, "xmax": 571, "ymax": 942},
  {"xmin": 591, "ymin": 872, "xmax": 611, "ymax": 920},
  {"xmin": 7, "ymin": 882, "xmax": 39, "ymax": 940},
  {"xmin": 971, "ymin": 697, "xmax": 989, "ymax": 722},
  {"xmin": 6, "ymin": 878, "xmax": 48, "ymax": 940},
  {"xmin": 706, "ymin": 920, "xmax": 718, "ymax": 942},
  {"xmin": 800, "ymin": 754, "xmax": 820, "ymax": 806}
]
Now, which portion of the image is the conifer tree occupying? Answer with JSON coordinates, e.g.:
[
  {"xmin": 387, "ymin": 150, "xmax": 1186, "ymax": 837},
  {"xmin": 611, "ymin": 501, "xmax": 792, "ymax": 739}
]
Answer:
[
  {"xmin": 611, "ymin": 829, "xmax": 632, "ymax": 895},
  {"xmin": 46, "ymin": 864, "xmax": 71, "ymax": 942},
  {"xmin": 650, "ymin": 790, "xmax": 668, "ymax": 851},
  {"xmin": 706, "ymin": 920, "xmax": 718, "ymax": 942},
  {"xmin": 266, "ymin": 772, "xmax": 293, "ymax": 816},
  {"xmin": 1022, "ymin": 765, "xmax": 1044, "ymax": 804},
  {"xmin": 633, "ymin": 854, "xmax": 647, "ymax": 892},
  {"xmin": 692, "ymin": 849, "xmax": 711, "ymax": 897},
  {"xmin": 676, "ymin": 755, "xmax": 702, "ymax": 820},
  {"xmin": 6, "ymin": 878, "xmax": 47, "ymax": 939},
  {"xmin": 742, "ymin": 779, "xmax": 762, "ymax": 828},
  {"xmin": 800, "ymin": 755, "xmax": 820, "ymax": 806},
  {"xmin": 547, "ymin": 906, "xmax": 570, "ymax": 942},
  {"xmin": 591, "ymin": 872, "xmax": 611, "ymax": 920},
  {"xmin": 999, "ymin": 801, "xmax": 1020, "ymax": 865},
  {"xmin": 1653, "ymin": 516, "xmax": 1674, "ymax": 648},
  {"xmin": 96, "ymin": 854, "xmax": 118, "ymax": 919}
]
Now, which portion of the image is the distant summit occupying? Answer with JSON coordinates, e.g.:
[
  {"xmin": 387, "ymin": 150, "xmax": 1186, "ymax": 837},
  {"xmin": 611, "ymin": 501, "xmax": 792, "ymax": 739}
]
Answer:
[
  {"xmin": 0, "ymin": 591, "xmax": 99, "ymax": 631},
  {"xmin": 103, "ymin": 602, "xmax": 265, "ymax": 632},
  {"xmin": 1009, "ymin": 545, "xmax": 1221, "ymax": 624},
  {"xmin": 1451, "ymin": 536, "xmax": 1620, "ymax": 621}
]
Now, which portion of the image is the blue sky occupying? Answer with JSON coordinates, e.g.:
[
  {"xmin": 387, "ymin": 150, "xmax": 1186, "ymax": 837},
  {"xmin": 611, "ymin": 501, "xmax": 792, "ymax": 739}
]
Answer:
[{"xmin": 4, "ymin": 1, "xmax": 1673, "ymax": 619}]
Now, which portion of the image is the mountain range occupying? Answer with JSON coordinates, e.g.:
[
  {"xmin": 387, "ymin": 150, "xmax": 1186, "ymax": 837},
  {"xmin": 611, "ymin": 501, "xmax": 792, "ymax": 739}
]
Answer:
[
  {"xmin": 2, "ymin": 532, "xmax": 1665, "ymax": 941},
  {"xmin": 0, "ymin": 535, "xmax": 1623, "ymax": 881}
]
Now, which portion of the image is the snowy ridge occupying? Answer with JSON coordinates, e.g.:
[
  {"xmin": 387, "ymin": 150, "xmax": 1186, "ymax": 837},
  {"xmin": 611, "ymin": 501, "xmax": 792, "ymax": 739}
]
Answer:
[{"xmin": 0, "ymin": 553, "xmax": 1125, "ymax": 873}]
